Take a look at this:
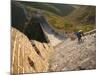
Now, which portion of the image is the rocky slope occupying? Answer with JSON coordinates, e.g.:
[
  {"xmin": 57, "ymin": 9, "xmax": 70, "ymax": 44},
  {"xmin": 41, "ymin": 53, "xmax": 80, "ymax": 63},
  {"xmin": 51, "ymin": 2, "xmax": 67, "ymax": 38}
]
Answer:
[
  {"xmin": 49, "ymin": 32, "xmax": 96, "ymax": 71},
  {"xmin": 11, "ymin": 27, "xmax": 54, "ymax": 74}
]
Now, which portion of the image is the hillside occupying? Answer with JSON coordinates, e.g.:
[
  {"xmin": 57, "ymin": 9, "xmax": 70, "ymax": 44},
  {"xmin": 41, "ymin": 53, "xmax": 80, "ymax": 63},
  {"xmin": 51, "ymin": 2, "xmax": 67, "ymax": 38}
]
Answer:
[
  {"xmin": 12, "ymin": 1, "xmax": 96, "ymax": 33},
  {"xmin": 44, "ymin": 5, "xmax": 96, "ymax": 33},
  {"xmin": 65, "ymin": 5, "xmax": 96, "ymax": 25},
  {"xmin": 17, "ymin": 1, "xmax": 75, "ymax": 16},
  {"xmin": 47, "ymin": 3, "xmax": 75, "ymax": 16},
  {"xmin": 64, "ymin": 5, "xmax": 96, "ymax": 32},
  {"xmin": 11, "ymin": 1, "xmax": 66, "ymax": 32}
]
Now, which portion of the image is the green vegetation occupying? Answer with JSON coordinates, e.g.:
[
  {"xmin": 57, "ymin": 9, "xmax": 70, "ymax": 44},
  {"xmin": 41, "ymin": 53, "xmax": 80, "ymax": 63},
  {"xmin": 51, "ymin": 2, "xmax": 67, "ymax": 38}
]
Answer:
[
  {"xmin": 43, "ymin": 11, "xmax": 65, "ymax": 29},
  {"xmin": 71, "ymin": 24, "xmax": 96, "ymax": 32},
  {"xmin": 19, "ymin": 1, "xmax": 75, "ymax": 16},
  {"xmin": 17, "ymin": 1, "xmax": 96, "ymax": 33}
]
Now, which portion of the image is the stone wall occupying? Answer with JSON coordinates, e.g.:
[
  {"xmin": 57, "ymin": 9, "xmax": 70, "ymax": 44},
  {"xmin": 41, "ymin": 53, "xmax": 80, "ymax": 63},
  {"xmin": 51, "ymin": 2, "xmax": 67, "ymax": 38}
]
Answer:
[{"xmin": 11, "ymin": 27, "xmax": 54, "ymax": 75}]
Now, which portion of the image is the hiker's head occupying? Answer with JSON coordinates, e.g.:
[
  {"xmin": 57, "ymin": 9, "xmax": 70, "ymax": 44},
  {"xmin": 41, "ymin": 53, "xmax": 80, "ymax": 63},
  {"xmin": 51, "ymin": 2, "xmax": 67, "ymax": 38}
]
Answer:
[{"xmin": 79, "ymin": 30, "xmax": 82, "ymax": 32}]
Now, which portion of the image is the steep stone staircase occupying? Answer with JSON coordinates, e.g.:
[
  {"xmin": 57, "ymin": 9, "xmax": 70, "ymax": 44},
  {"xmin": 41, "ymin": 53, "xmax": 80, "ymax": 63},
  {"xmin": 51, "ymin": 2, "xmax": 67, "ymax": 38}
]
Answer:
[{"xmin": 49, "ymin": 32, "xmax": 96, "ymax": 71}]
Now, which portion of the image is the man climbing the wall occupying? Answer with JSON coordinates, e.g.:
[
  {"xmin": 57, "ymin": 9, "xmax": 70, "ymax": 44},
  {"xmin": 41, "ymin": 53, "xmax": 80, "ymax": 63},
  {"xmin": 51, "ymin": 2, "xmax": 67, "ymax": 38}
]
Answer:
[{"xmin": 75, "ymin": 30, "xmax": 84, "ymax": 44}]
